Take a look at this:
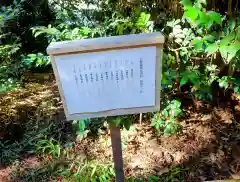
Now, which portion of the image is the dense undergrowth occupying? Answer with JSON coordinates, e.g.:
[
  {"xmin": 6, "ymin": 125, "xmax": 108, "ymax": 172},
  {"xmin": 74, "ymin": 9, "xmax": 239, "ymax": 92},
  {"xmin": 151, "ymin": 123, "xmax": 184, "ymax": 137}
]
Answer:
[{"xmin": 0, "ymin": 0, "xmax": 240, "ymax": 181}]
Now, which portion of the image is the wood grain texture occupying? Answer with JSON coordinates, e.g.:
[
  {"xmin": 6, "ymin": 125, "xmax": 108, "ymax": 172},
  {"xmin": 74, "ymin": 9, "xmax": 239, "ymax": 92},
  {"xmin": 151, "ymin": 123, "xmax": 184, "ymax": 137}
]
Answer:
[{"xmin": 47, "ymin": 32, "xmax": 164, "ymax": 55}]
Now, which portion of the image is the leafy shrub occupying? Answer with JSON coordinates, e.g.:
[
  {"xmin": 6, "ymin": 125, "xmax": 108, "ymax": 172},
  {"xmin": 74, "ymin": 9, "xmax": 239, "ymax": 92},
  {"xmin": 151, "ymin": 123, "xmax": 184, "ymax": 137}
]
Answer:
[
  {"xmin": 31, "ymin": 12, "xmax": 153, "ymax": 43},
  {"xmin": 36, "ymin": 137, "xmax": 61, "ymax": 158},
  {"xmin": 162, "ymin": 0, "xmax": 240, "ymax": 98},
  {"xmin": 22, "ymin": 53, "xmax": 51, "ymax": 69},
  {"xmin": 152, "ymin": 0, "xmax": 240, "ymax": 136},
  {"xmin": 152, "ymin": 100, "xmax": 182, "ymax": 136},
  {"xmin": 72, "ymin": 119, "xmax": 90, "ymax": 137},
  {"xmin": 71, "ymin": 161, "xmax": 114, "ymax": 182}
]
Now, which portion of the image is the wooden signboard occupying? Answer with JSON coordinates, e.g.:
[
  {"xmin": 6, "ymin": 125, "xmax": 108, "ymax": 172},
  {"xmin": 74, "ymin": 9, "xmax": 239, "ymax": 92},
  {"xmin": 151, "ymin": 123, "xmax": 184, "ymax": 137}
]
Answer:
[
  {"xmin": 47, "ymin": 32, "xmax": 164, "ymax": 182},
  {"xmin": 47, "ymin": 32, "xmax": 164, "ymax": 120}
]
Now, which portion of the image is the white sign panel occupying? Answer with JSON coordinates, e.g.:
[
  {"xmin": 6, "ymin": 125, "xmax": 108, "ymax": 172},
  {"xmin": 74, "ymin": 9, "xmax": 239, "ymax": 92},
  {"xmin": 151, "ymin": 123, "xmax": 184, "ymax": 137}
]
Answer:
[
  {"xmin": 55, "ymin": 46, "xmax": 156, "ymax": 114},
  {"xmin": 47, "ymin": 32, "xmax": 164, "ymax": 120}
]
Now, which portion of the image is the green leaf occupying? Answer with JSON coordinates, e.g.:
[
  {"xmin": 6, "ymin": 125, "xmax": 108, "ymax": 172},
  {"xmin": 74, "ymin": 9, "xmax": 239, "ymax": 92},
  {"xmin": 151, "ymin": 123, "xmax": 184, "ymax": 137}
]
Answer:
[
  {"xmin": 180, "ymin": 0, "xmax": 192, "ymax": 6},
  {"xmin": 34, "ymin": 31, "xmax": 44, "ymax": 38},
  {"xmin": 136, "ymin": 12, "xmax": 151, "ymax": 27},
  {"xmin": 229, "ymin": 19, "xmax": 236, "ymax": 31},
  {"xmin": 234, "ymin": 86, "xmax": 240, "ymax": 94},
  {"xmin": 206, "ymin": 43, "xmax": 218, "ymax": 56},
  {"xmin": 91, "ymin": 165, "xmax": 97, "ymax": 177},
  {"xmin": 180, "ymin": 77, "xmax": 188, "ymax": 86},
  {"xmin": 227, "ymin": 44, "xmax": 240, "ymax": 62},
  {"xmin": 109, "ymin": 117, "xmax": 121, "ymax": 127},
  {"xmin": 192, "ymin": 39, "xmax": 204, "ymax": 51},
  {"xmin": 198, "ymin": 11, "xmax": 211, "ymax": 26},
  {"xmin": 78, "ymin": 119, "xmax": 86, "ymax": 136},
  {"xmin": 81, "ymin": 27, "xmax": 91, "ymax": 35},
  {"xmin": 220, "ymin": 33, "xmax": 235, "ymax": 46},
  {"xmin": 195, "ymin": 0, "xmax": 207, "ymax": 8},
  {"xmin": 123, "ymin": 119, "xmax": 132, "ymax": 130},
  {"xmin": 207, "ymin": 11, "xmax": 221, "ymax": 24},
  {"xmin": 237, "ymin": 27, "xmax": 240, "ymax": 41},
  {"xmin": 184, "ymin": 7, "xmax": 199, "ymax": 21},
  {"xmin": 219, "ymin": 80, "xmax": 228, "ymax": 88},
  {"xmin": 189, "ymin": 72, "xmax": 199, "ymax": 84},
  {"xmin": 198, "ymin": 0, "xmax": 207, "ymax": 5},
  {"xmin": 219, "ymin": 46, "xmax": 228, "ymax": 59},
  {"xmin": 203, "ymin": 35, "xmax": 216, "ymax": 43}
]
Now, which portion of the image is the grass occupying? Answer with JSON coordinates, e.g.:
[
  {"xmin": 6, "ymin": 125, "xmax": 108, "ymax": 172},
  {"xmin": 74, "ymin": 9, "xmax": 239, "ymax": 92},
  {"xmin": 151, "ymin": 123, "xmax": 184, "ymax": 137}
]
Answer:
[
  {"xmin": 2, "ymin": 76, "xmax": 237, "ymax": 182},
  {"xmin": 1, "ymin": 116, "xmax": 115, "ymax": 181}
]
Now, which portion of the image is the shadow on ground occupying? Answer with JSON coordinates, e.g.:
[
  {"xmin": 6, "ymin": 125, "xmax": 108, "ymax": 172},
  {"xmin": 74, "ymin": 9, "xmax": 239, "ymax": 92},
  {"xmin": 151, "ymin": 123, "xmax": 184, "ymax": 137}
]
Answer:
[{"xmin": 1, "ymin": 74, "xmax": 240, "ymax": 182}]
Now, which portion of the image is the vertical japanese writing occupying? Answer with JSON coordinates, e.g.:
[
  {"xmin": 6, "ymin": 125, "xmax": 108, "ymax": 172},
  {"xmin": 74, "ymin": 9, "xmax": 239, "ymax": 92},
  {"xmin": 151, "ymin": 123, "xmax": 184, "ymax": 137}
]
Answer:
[
  {"xmin": 105, "ymin": 72, "xmax": 109, "ymax": 80},
  {"xmin": 85, "ymin": 73, "xmax": 88, "ymax": 83},
  {"xmin": 73, "ymin": 64, "xmax": 79, "ymax": 86},
  {"xmin": 120, "ymin": 70, "xmax": 124, "ymax": 80},
  {"xmin": 95, "ymin": 73, "xmax": 99, "ymax": 82},
  {"xmin": 90, "ymin": 73, "xmax": 93, "ymax": 82},
  {"xmin": 131, "ymin": 68, "xmax": 134, "ymax": 78},
  {"xmin": 116, "ymin": 70, "xmax": 119, "ymax": 83},
  {"xmin": 111, "ymin": 71, "xmax": 114, "ymax": 81},
  {"xmin": 126, "ymin": 70, "xmax": 129, "ymax": 79},
  {"xmin": 79, "ymin": 74, "xmax": 83, "ymax": 83},
  {"xmin": 140, "ymin": 58, "xmax": 144, "ymax": 93}
]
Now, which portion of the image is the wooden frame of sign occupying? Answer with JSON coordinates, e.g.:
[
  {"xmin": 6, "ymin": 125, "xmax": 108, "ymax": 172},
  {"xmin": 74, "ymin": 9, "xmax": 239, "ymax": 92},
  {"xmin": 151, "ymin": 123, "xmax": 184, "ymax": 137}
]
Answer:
[{"xmin": 47, "ymin": 32, "xmax": 164, "ymax": 121}]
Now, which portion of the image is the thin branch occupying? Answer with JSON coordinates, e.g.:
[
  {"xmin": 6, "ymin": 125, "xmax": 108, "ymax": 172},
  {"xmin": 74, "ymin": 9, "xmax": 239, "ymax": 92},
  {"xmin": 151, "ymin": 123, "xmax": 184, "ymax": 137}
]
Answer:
[{"xmin": 190, "ymin": 57, "xmax": 209, "ymax": 61}]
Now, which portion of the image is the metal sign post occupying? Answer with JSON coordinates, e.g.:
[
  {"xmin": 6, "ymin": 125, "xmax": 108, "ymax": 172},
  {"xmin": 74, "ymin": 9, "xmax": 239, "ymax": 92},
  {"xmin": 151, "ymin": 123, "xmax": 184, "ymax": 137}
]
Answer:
[{"xmin": 47, "ymin": 32, "xmax": 164, "ymax": 182}]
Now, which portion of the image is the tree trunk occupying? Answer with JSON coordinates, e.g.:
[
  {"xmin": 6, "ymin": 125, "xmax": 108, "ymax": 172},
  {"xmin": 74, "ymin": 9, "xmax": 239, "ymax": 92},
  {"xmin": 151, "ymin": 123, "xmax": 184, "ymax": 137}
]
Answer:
[{"xmin": 228, "ymin": 0, "xmax": 233, "ymax": 18}]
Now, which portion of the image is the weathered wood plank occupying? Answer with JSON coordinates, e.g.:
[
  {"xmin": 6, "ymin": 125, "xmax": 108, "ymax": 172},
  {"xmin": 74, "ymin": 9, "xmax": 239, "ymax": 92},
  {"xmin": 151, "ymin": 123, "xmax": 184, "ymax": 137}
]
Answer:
[{"xmin": 47, "ymin": 32, "xmax": 164, "ymax": 55}]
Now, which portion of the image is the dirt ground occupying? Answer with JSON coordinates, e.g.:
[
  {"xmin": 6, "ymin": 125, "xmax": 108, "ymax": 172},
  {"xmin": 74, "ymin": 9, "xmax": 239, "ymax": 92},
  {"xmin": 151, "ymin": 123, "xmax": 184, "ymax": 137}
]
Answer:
[{"xmin": 1, "ymin": 73, "xmax": 240, "ymax": 182}]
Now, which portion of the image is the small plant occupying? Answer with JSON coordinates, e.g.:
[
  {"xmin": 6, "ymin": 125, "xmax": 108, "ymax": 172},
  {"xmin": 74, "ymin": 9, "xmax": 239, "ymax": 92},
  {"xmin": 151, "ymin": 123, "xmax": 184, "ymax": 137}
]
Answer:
[
  {"xmin": 0, "ymin": 78, "xmax": 20, "ymax": 93},
  {"xmin": 167, "ymin": 166, "xmax": 185, "ymax": 182},
  {"xmin": 22, "ymin": 53, "xmax": 51, "ymax": 69},
  {"xmin": 70, "ymin": 160, "xmax": 114, "ymax": 182},
  {"xmin": 72, "ymin": 119, "xmax": 90, "ymax": 138},
  {"xmin": 218, "ymin": 76, "xmax": 240, "ymax": 94},
  {"xmin": 108, "ymin": 115, "xmax": 133, "ymax": 130},
  {"xmin": 152, "ymin": 100, "xmax": 182, "ymax": 136},
  {"xmin": 36, "ymin": 137, "xmax": 61, "ymax": 158}
]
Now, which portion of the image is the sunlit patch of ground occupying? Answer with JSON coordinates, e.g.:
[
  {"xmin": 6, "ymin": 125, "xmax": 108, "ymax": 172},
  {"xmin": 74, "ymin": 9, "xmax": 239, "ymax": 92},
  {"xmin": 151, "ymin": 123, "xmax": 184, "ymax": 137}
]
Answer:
[{"xmin": 1, "ymin": 74, "xmax": 240, "ymax": 181}]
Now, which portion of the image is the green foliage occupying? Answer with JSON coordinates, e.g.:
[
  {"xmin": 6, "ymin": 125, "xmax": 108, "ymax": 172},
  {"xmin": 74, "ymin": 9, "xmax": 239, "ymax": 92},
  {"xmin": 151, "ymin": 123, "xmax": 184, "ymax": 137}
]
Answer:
[
  {"xmin": 152, "ymin": 100, "xmax": 182, "ymax": 136},
  {"xmin": 31, "ymin": 12, "xmax": 153, "ymax": 43},
  {"xmin": 218, "ymin": 76, "xmax": 240, "ymax": 94},
  {"xmin": 163, "ymin": 0, "xmax": 240, "ymax": 104},
  {"xmin": 0, "ymin": 120, "xmax": 60, "ymax": 165},
  {"xmin": 71, "ymin": 160, "xmax": 114, "ymax": 182},
  {"xmin": 0, "ymin": 78, "xmax": 20, "ymax": 93},
  {"xmin": 36, "ymin": 137, "xmax": 61, "ymax": 158},
  {"xmin": 166, "ymin": 166, "xmax": 185, "ymax": 182},
  {"xmin": 0, "ymin": 0, "xmax": 54, "ymax": 92},
  {"xmin": 31, "ymin": 25, "xmax": 91, "ymax": 42},
  {"xmin": 108, "ymin": 115, "xmax": 133, "ymax": 130},
  {"xmin": 22, "ymin": 53, "xmax": 51, "ymax": 69},
  {"xmin": 72, "ymin": 119, "xmax": 90, "ymax": 137},
  {"xmin": 180, "ymin": 0, "xmax": 240, "ymax": 65},
  {"xmin": 126, "ymin": 175, "xmax": 160, "ymax": 182}
]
